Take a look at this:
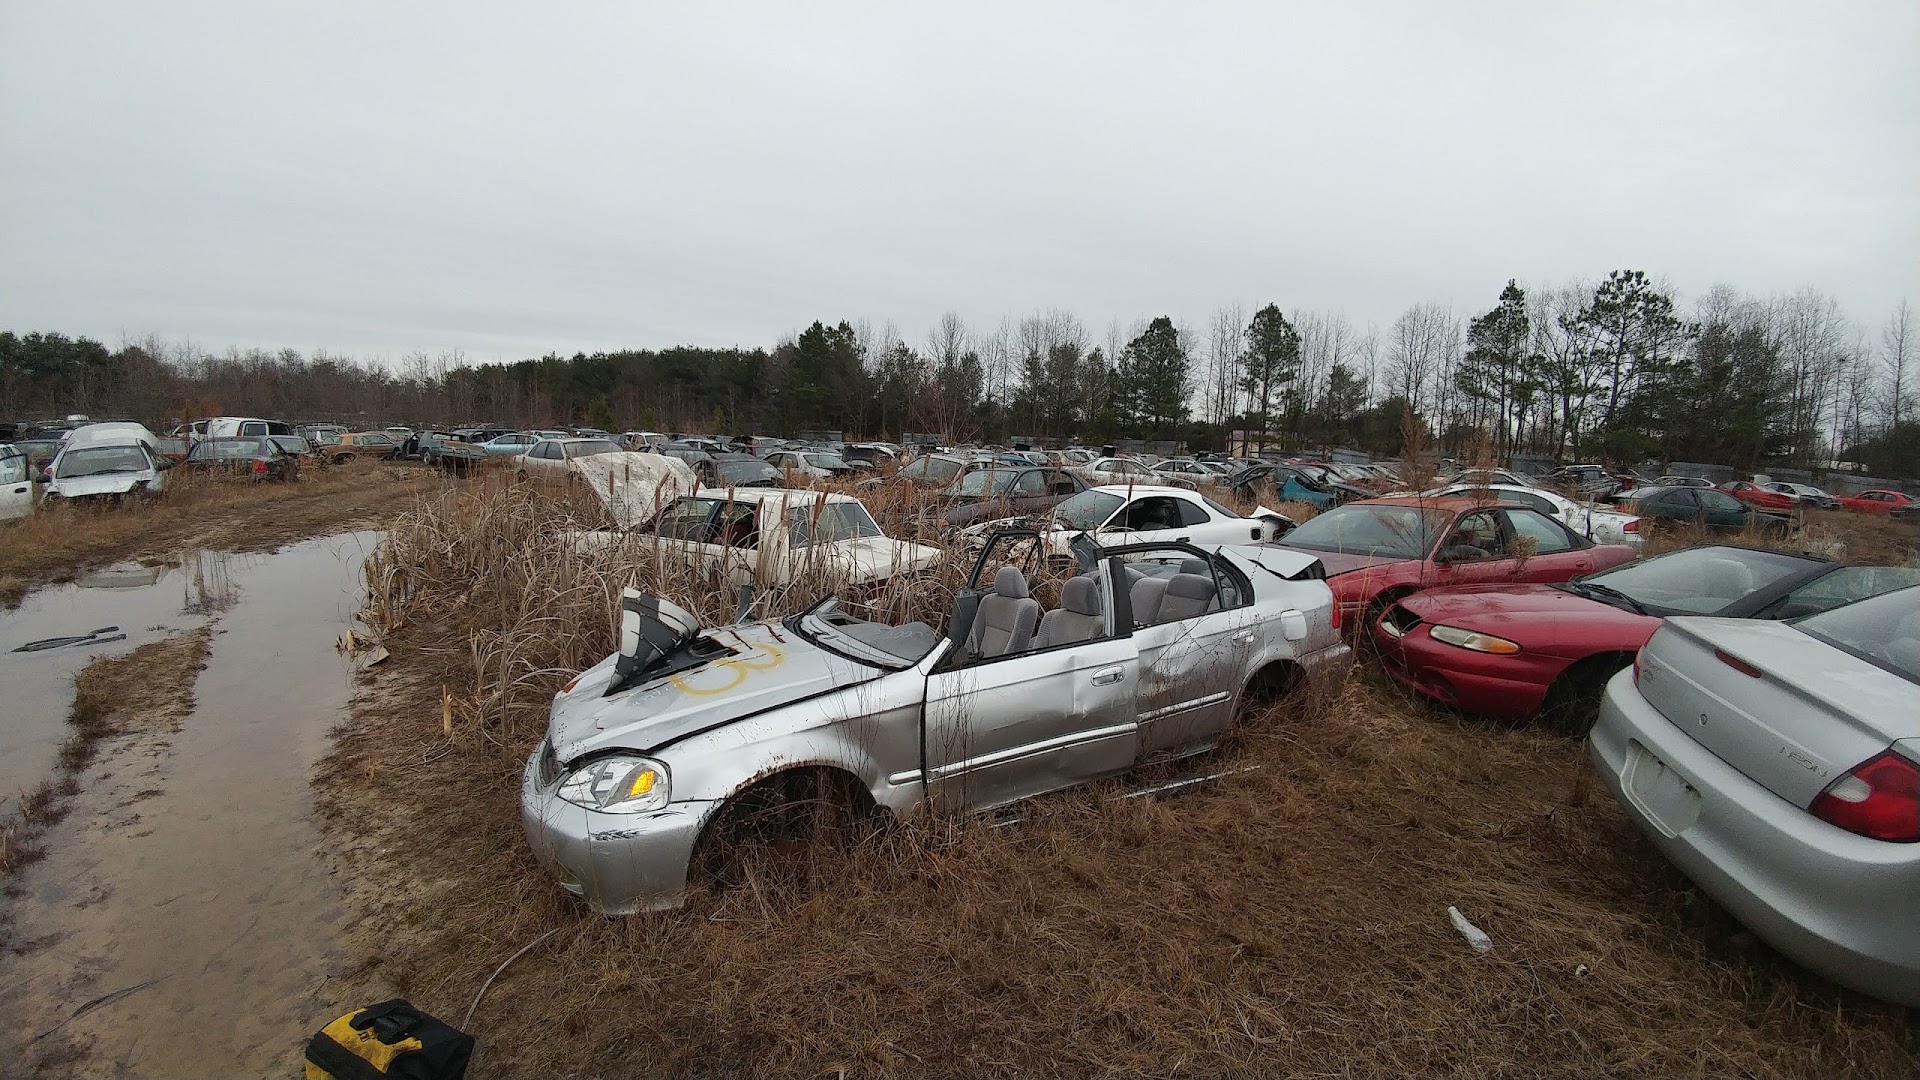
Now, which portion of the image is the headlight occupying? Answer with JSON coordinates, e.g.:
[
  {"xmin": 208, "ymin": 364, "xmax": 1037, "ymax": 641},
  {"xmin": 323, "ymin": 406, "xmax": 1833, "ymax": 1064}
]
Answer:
[
  {"xmin": 555, "ymin": 755, "xmax": 670, "ymax": 814},
  {"xmin": 1428, "ymin": 624, "xmax": 1521, "ymax": 655}
]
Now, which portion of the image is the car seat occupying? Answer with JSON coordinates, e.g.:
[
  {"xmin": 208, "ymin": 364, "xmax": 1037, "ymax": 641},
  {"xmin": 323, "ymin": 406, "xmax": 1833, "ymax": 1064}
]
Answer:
[
  {"xmin": 1154, "ymin": 573, "xmax": 1218, "ymax": 622},
  {"xmin": 1130, "ymin": 575, "xmax": 1169, "ymax": 627},
  {"xmin": 1035, "ymin": 575, "xmax": 1105, "ymax": 647},
  {"xmin": 968, "ymin": 565, "xmax": 1040, "ymax": 658}
]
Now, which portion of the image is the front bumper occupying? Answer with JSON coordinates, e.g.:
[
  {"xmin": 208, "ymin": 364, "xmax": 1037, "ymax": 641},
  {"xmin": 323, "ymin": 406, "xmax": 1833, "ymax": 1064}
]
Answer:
[
  {"xmin": 1372, "ymin": 618, "xmax": 1557, "ymax": 718},
  {"xmin": 519, "ymin": 744, "xmax": 721, "ymax": 914},
  {"xmin": 1591, "ymin": 670, "xmax": 1920, "ymax": 1007}
]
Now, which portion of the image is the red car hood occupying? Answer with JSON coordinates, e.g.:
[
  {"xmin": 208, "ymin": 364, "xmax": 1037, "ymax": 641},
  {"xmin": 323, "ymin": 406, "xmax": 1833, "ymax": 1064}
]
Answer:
[{"xmin": 1392, "ymin": 583, "xmax": 1660, "ymax": 653}]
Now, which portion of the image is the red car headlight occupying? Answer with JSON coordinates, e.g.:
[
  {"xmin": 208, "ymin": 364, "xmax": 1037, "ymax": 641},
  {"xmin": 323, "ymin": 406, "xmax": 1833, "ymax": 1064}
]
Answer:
[{"xmin": 1428, "ymin": 624, "xmax": 1521, "ymax": 655}]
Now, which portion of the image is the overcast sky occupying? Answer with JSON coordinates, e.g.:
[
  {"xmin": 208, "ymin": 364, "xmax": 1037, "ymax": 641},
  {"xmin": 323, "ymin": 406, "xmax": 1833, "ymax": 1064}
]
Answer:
[{"xmin": 3, "ymin": 2, "xmax": 1915, "ymax": 365}]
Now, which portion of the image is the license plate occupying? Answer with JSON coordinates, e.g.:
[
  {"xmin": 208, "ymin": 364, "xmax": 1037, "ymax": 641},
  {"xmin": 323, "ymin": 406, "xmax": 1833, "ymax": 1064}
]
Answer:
[{"xmin": 1626, "ymin": 741, "xmax": 1701, "ymax": 837}]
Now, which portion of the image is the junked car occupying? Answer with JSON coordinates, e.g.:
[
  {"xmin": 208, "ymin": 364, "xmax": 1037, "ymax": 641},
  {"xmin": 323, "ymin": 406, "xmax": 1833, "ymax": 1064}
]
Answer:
[
  {"xmin": 1263, "ymin": 496, "xmax": 1640, "ymax": 631},
  {"xmin": 182, "ymin": 436, "xmax": 299, "ymax": 481},
  {"xmin": 1421, "ymin": 482, "xmax": 1642, "ymax": 547},
  {"xmin": 961, "ymin": 485, "xmax": 1296, "ymax": 567},
  {"xmin": 1591, "ymin": 586, "xmax": 1920, "ymax": 1006},
  {"xmin": 627, "ymin": 487, "xmax": 941, "ymax": 593},
  {"xmin": 2, "ymin": 445, "xmax": 37, "ymax": 521},
  {"xmin": 520, "ymin": 529, "xmax": 1352, "ymax": 914},
  {"xmin": 43, "ymin": 441, "xmax": 174, "ymax": 503},
  {"xmin": 764, "ymin": 449, "xmax": 857, "ymax": 480},
  {"xmin": 1762, "ymin": 481, "xmax": 1841, "ymax": 510},
  {"xmin": 1374, "ymin": 544, "xmax": 1920, "ymax": 731},
  {"xmin": 931, "ymin": 465, "xmax": 1086, "ymax": 531}
]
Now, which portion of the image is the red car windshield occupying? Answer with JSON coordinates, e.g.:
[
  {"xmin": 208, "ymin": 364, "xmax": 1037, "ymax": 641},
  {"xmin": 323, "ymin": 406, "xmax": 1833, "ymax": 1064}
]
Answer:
[{"xmin": 1279, "ymin": 504, "xmax": 1448, "ymax": 560}]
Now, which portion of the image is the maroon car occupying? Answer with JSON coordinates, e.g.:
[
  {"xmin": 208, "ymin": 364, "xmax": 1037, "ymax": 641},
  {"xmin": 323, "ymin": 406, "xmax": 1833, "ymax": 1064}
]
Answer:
[{"xmin": 1372, "ymin": 545, "xmax": 1920, "ymax": 733}]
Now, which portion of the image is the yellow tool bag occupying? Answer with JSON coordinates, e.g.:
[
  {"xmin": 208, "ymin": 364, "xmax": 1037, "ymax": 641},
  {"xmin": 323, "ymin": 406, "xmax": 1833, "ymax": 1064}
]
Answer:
[{"xmin": 304, "ymin": 999, "xmax": 474, "ymax": 1080}]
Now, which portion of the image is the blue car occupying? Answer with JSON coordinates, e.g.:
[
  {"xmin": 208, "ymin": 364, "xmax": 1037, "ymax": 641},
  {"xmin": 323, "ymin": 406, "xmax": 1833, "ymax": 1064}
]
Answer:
[
  {"xmin": 1226, "ymin": 464, "xmax": 1342, "ymax": 510},
  {"xmin": 479, "ymin": 433, "xmax": 538, "ymax": 457}
]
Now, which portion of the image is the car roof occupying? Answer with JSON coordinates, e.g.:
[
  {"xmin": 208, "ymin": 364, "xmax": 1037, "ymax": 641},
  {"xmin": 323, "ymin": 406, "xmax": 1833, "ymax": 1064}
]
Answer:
[
  {"xmin": 1089, "ymin": 483, "xmax": 1202, "ymax": 497},
  {"xmin": 687, "ymin": 487, "xmax": 849, "ymax": 505},
  {"xmin": 1354, "ymin": 495, "xmax": 1515, "ymax": 512}
]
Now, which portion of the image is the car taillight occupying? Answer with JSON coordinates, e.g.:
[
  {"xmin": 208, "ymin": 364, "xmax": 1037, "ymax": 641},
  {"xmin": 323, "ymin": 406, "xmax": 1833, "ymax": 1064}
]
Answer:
[
  {"xmin": 253, "ymin": 458, "xmax": 268, "ymax": 474},
  {"xmin": 1331, "ymin": 600, "xmax": 1342, "ymax": 630},
  {"xmin": 1623, "ymin": 519, "xmax": 1638, "ymax": 533},
  {"xmin": 1713, "ymin": 649, "xmax": 1762, "ymax": 679},
  {"xmin": 1810, "ymin": 750, "xmax": 1919, "ymax": 842}
]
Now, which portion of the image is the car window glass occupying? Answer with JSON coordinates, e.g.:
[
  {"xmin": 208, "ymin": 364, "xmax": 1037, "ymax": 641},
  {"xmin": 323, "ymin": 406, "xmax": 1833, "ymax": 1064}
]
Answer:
[
  {"xmin": 1176, "ymin": 499, "xmax": 1212, "ymax": 526},
  {"xmin": 0, "ymin": 455, "xmax": 24, "ymax": 484},
  {"xmin": 1586, "ymin": 546, "xmax": 1813, "ymax": 615},
  {"xmin": 1504, "ymin": 509, "xmax": 1574, "ymax": 554},
  {"xmin": 1443, "ymin": 511, "xmax": 1507, "ymax": 559},
  {"xmin": 1774, "ymin": 566, "xmax": 1920, "ymax": 618},
  {"xmin": 1013, "ymin": 470, "xmax": 1047, "ymax": 496},
  {"xmin": 1697, "ymin": 489, "xmax": 1743, "ymax": 512},
  {"xmin": 654, "ymin": 498, "xmax": 719, "ymax": 541},
  {"xmin": 241, "ymin": 422, "xmax": 264, "ymax": 436},
  {"xmin": 1793, "ymin": 586, "xmax": 1920, "ymax": 684},
  {"xmin": 789, "ymin": 501, "xmax": 882, "ymax": 545},
  {"xmin": 1281, "ymin": 503, "xmax": 1445, "ymax": 559},
  {"xmin": 1050, "ymin": 489, "xmax": 1125, "ymax": 531},
  {"xmin": 712, "ymin": 502, "xmax": 758, "ymax": 548},
  {"xmin": 1123, "ymin": 497, "xmax": 1182, "ymax": 531}
]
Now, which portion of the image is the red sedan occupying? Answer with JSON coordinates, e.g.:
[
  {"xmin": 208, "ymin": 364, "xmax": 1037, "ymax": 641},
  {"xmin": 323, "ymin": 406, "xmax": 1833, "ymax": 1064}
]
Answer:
[
  {"xmin": 1372, "ymin": 546, "xmax": 1920, "ymax": 732},
  {"xmin": 1719, "ymin": 480, "xmax": 1796, "ymax": 511},
  {"xmin": 1836, "ymin": 489, "xmax": 1915, "ymax": 516},
  {"xmin": 1262, "ymin": 496, "xmax": 1639, "ymax": 632}
]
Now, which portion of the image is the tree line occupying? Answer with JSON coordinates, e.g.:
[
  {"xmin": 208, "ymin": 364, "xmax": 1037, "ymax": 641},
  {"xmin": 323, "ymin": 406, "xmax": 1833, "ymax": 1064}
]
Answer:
[{"xmin": 2, "ymin": 272, "xmax": 1914, "ymax": 477}]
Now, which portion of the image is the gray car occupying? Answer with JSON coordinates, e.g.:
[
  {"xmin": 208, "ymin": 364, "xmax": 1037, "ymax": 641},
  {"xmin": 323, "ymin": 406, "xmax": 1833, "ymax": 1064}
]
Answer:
[
  {"xmin": 1591, "ymin": 585, "xmax": 1920, "ymax": 1006},
  {"xmin": 522, "ymin": 531, "xmax": 1352, "ymax": 913}
]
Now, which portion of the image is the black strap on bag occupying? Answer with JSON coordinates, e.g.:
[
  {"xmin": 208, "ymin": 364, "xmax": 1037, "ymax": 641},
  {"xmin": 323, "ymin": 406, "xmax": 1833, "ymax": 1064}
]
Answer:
[{"xmin": 304, "ymin": 999, "xmax": 475, "ymax": 1080}]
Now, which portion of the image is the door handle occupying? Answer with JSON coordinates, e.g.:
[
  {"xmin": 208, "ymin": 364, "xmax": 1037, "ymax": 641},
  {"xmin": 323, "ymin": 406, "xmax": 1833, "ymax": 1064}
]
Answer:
[
  {"xmin": 1231, "ymin": 631, "xmax": 1257, "ymax": 646},
  {"xmin": 1090, "ymin": 666, "xmax": 1126, "ymax": 686}
]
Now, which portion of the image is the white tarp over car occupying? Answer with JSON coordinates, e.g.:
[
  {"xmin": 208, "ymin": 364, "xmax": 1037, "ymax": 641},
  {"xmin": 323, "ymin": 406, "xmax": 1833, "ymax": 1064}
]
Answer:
[{"xmin": 571, "ymin": 451, "xmax": 697, "ymax": 529}]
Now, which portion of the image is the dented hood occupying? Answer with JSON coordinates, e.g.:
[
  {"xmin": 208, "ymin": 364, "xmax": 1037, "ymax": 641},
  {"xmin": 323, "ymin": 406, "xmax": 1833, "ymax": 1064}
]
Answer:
[
  {"xmin": 571, "ymin": 452, "xmax": 697, "ymax": 529},
  {"xmin": 547, "ymin": 621, "xmax": 878, "ymax": 762}
]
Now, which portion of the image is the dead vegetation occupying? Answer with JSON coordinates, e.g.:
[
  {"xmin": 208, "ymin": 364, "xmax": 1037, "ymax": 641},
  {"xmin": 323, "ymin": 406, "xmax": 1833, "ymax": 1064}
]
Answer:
[
  {"xmin": 0, "ymin": 459, "xmax": 443, "ymax": 607},
  {"xmin": 317, "ymin": 478, "xmax": 1917, "ymax": 1078}
]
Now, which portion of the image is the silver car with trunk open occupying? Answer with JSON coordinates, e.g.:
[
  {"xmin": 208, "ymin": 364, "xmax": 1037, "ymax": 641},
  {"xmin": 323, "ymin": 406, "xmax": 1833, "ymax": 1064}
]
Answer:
[{"xmin": 521, "ymin": 530, "xmax": 1352, "ymax": 913}]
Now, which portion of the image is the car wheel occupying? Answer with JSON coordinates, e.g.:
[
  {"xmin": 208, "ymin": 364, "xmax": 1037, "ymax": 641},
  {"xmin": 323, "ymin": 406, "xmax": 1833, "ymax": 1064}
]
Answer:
[
  {"xmin": 689, "ymin": 767, "xmax": 879, "ymax": 896},
  {"xmin": 1234, "ymin": 661, "xmax": 1304, "ymax": 727},
  {"xmin": 1361, "ymin": 589, "xmax": 1414, "ymax": 644},
  {"xmin": 1539, "ymin": 653, "xmax": 1634, "ymax": 737}
]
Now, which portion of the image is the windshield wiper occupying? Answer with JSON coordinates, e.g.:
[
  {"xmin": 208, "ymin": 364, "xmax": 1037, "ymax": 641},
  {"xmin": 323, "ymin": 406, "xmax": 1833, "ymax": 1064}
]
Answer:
[{"xmin": 1563, "ymin": 581, "xmax": 1648, "ymax": 616}]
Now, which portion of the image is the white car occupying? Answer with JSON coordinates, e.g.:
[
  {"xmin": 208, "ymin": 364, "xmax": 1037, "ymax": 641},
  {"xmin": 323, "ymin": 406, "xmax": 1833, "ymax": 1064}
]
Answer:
[
  {"xmin": 763, "ymin": 449, "xmax": 855, "ymax": 481},
  {"xmin": 964, "ymin": 485, "xmax": 1294, "ymax": 564},
  {"xmin": 1074, "ymin": 456, "xmax": 1181, "ymax": 489},
  {"xmin": 1, "ymin": 445, "xmax": 33, "ymax": 522},
  {"xmin": 1424, "ymin": 483, "xmax": 1642, "ymax": 548},
  {"xmin": 1592, "ymin": 586, "xmax": 1920, "ymax": 1006},
  {"xmin": 516, "ymin": 437, "xmax": 634, "ymax": 481},
  {"xmin": 628, "ymin": 488, "xmax": 941, "ymax": 589},
  {"xmin": 1152, "ymin": 459, "xmax": 1226, "ymax": 487},
  {"xmin": 42, "ymin": 441, "xmax": 172, "ymax": 503},
  {"xmin": 1762, "ymin": 482, "xmax": 1841, "ymax": 509}
]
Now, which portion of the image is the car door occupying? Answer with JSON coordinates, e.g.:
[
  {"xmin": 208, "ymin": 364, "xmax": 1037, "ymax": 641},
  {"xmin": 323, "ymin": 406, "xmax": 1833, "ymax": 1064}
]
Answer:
[
  {"xmin": 1695, "ymin": 488, "xmax": 1751, "ymax": 530},
  {"xmin": 0, "ymin": 451, "xmax": 33, "ymax": 520},
  {"xmin": 1499, "ymin": 507, "xmax": 1601, "ymax": 579},
  {"xmin": 1006, "ymin": 469, "xmax": 1053, "ymax": 514},
  {"xmin": 1122, "ymin": 545, "xmax": 1256, "ymax": 759},
  {"xmin": 921, "ymin": 555, "xmax": 1140, "ymax": 813},
  {"xmin": 1425, "ymin": 508, "xmax": 1526, "ymax": 588}
]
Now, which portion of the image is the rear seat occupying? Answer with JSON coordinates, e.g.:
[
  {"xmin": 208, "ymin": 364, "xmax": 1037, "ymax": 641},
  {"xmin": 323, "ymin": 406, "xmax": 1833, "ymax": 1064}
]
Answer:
[
  {"xmin": 1035, "ymin": 575, "xmax": 1104, "ymax": 647},
  {"xmin": 1155, "ymin": 573, "xmax": 1217, "ymax": 622}
]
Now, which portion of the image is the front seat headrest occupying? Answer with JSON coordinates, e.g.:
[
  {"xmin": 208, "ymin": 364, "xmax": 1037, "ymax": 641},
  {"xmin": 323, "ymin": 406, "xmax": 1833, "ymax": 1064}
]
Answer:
[
  {"xmin": 1061, "ymin": 575, "xmax": 1102, "ymax": 616},
  {"xmin": 993, "ymin": 564, "xmax": 1029, "ymax": 598}
]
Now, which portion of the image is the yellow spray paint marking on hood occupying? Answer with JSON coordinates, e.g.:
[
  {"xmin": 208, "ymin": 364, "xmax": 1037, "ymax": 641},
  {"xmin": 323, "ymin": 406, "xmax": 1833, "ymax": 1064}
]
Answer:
[{"xmin": 669, "ymin": 641, "xmax": 785, "ymax": 696}]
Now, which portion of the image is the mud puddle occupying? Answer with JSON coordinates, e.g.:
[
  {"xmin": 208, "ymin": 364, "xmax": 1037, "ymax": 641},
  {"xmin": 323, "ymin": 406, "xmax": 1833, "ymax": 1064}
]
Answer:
[
  {"xmin": 0, "ymin": 555, "xmax": 236, "ymax": 808},
  {"xmin": 0, "ymin": 532, "xmax": 378, "ymax": 1077}
]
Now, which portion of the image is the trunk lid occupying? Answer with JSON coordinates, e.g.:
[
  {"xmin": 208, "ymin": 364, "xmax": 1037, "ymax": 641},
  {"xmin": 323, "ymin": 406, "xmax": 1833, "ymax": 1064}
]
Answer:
[{"xmin": 1636, "ymin": 617, "xmax": 1918, "ymax": 807}]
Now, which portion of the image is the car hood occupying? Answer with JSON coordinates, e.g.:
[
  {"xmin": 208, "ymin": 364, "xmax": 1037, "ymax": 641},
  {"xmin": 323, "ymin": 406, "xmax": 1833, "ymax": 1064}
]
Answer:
[
  {"xmin": 571, "ymin": 452, "xmax": 698, "ymax": 529},
  {"xmin": 547, "ymin": 621, "xmax": 880, "ymax": 762},
  {"xmin": 1277, "ymin": 548, "xmax": 1413, "ymax": 577},
  {"xmin": 1395, "ymin": 583, "xmax": 1659, "ymax": 650},
  {"xmin": 49, "ymin": 472, "xmax": 152, "ymax": 497}
]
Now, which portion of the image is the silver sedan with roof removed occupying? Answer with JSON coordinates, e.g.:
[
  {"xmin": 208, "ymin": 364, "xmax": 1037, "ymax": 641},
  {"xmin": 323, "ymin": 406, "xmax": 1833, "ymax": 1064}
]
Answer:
[
  {"xmin": 521, "ymin": 531, "xmax": 1351, "ymax": 913},
  {"xmin": 1591, "ymin": 585, "xmax": 1920, "ymax": 1006}
]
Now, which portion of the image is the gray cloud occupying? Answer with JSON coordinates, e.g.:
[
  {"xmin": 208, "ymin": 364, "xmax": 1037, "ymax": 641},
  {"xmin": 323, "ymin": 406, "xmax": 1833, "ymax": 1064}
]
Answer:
[{"xmin": 3, "ymin": 1, "xmax": 1914, "ymax": 362}]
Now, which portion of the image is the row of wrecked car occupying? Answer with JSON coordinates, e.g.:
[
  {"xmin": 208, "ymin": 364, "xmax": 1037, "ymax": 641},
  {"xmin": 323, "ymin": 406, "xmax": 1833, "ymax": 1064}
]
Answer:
[
  {"xmin": 522, "ymin": 457, "xmax": 1919, "ymax": 1007},
  {"xmin": 0, "ymin": 421, "xmax": 310, "ymax": 516}
]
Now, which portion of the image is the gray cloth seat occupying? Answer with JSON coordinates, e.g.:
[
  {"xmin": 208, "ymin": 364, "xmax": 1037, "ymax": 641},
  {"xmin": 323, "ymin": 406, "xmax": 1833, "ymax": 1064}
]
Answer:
[
  {"xmin": 969, "ymin": 565, "xmax": 1040, "ymax": 657},
  {"xmin": 1130, "ymin": 575, "xmax": 1169, "ymax": 627},
  {"xmin": 1155, "ymin": 573, "xmax": 1218, "ymax": 622},
  {"xmin": 1036, "ymin": 575, "xmax": 1105, "ymax": 647}
]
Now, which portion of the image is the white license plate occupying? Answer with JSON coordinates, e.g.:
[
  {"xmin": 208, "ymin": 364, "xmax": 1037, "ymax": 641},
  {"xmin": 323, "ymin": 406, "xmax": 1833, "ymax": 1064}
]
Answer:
[{"xmin": 1626, "ymin": 741, "xmax": 1701, "ymax": 837}]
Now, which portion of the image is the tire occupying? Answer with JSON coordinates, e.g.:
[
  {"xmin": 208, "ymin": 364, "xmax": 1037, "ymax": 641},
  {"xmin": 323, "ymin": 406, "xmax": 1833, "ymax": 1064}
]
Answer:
[{"xmin": 1540, "ymin": 654, "xmax": 1633, "ymax": 737}]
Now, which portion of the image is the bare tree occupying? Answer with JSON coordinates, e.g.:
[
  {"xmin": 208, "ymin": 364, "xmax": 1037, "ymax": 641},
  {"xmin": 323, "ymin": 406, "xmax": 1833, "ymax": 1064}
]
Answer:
[
  {"xmin": 1883, "ymin": 299, "xmax": 1914, "ymax": 434},
  {"xmin": 1205, "ymin": 303, "xmax": 1245, "ymax": 426}
]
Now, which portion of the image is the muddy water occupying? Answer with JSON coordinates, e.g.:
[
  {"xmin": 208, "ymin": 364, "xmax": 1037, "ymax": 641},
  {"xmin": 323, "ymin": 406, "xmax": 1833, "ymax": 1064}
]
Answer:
[
  {"xmin": 0, "ymin": 532, "xmax": 377, "ymax": 1077},
  {"xmin": 0, "ymin": 555, "xmax": 235, "ymax": 807}
]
